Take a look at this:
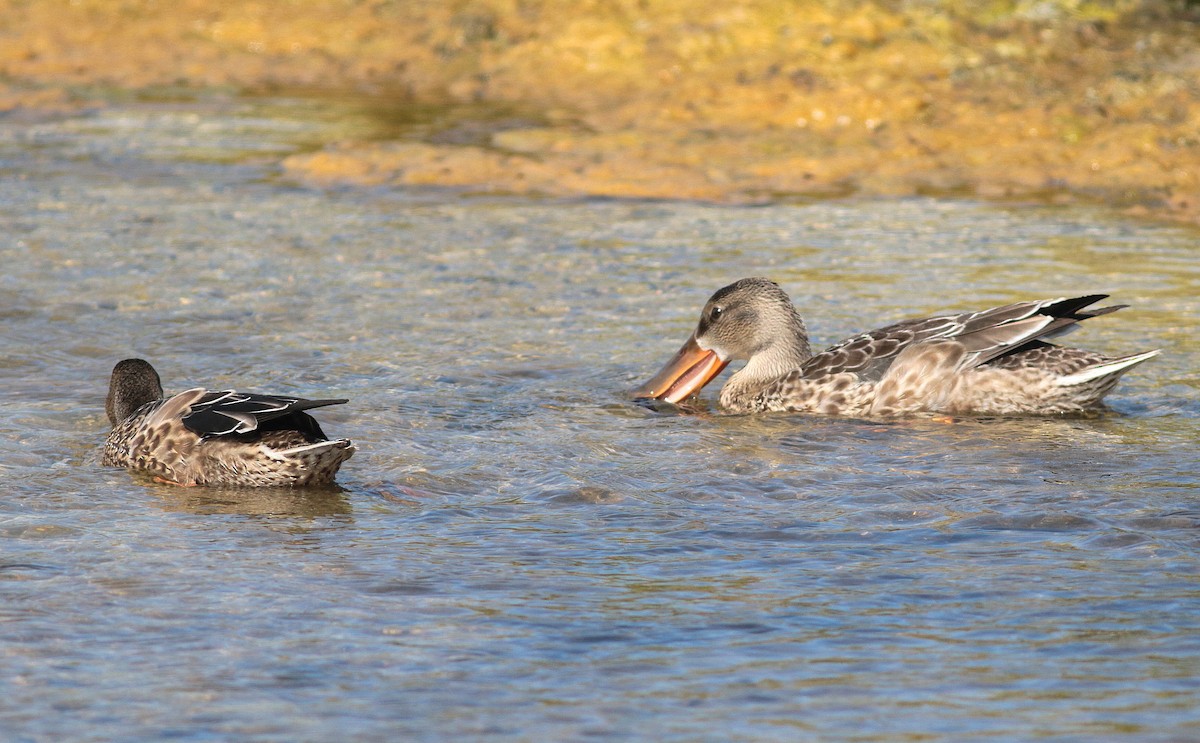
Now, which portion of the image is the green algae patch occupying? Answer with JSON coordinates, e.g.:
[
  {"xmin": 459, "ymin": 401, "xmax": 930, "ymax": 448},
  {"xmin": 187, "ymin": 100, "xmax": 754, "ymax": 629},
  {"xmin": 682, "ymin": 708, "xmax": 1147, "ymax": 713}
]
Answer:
[{"xmin": 2, "ymin": 0, "xmax": 1198, "ymax": 222}]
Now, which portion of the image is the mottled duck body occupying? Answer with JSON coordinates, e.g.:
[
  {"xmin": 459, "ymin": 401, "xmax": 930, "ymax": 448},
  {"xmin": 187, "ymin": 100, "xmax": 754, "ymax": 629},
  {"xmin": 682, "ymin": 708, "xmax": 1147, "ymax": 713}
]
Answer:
[{"xmin": 104, "ymin": 359, "xmax": 354, "ymax": 486}]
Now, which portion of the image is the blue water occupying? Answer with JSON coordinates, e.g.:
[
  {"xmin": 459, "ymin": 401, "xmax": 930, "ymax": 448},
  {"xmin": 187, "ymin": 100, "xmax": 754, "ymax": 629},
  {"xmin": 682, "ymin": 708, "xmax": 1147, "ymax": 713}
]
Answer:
[{"xmin": 1, "ymin": 100, "xmax": 1197, "ymax": 741}]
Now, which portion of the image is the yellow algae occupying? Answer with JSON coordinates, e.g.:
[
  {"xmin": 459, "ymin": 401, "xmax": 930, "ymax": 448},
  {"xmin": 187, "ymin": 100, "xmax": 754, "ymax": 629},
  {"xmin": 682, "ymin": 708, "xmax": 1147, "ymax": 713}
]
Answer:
[{"xmin": 0, "ymin": 0, "xmax": 1197, "ymax": 223}]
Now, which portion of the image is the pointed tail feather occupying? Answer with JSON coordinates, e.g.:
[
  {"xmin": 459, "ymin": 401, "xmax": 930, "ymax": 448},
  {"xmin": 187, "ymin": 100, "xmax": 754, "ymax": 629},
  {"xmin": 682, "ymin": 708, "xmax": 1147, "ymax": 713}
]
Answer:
[
  {"xmin": 274, "ymin": 438, "xmax": 356, "ymax": 458},
  {"xmin": 1055, "ymin": 350, "xmax": 1160, "ymax": 386}
]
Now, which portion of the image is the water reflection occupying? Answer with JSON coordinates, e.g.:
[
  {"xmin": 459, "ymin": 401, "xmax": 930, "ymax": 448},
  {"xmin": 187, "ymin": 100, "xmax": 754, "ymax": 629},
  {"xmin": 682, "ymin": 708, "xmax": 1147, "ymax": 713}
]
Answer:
[{"xmin": 149, "ymin": 482, "xmax": 354, "ymax": 518}]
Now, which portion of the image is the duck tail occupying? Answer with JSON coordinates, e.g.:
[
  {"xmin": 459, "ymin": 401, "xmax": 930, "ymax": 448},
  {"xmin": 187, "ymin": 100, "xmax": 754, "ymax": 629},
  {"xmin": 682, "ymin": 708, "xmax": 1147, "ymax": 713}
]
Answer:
[
  {"xmin": 1055, "ymin": 349, "xmax": 1161, "ymax": 386},
  {"xmin": 276, "ymin": 439, "xmax": 356, "ymax": 484}
]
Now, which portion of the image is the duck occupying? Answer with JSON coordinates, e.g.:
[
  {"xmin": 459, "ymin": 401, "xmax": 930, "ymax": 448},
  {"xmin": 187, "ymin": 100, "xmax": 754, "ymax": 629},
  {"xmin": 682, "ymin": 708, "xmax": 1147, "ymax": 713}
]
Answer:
[
  {"xmin": 632, "ymin": 277, "xmax": 1159, "ymax": 416},
  {"xmin": 104, "ymin": 358, "xmax": 355, "ymax": 486}
]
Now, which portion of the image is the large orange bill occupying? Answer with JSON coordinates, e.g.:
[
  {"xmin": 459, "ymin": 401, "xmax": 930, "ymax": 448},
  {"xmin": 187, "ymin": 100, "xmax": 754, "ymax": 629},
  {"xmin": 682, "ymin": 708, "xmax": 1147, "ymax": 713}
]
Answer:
[{"xmin": 631, "ymin": 335, "xmax": 729, "ymax": 404}]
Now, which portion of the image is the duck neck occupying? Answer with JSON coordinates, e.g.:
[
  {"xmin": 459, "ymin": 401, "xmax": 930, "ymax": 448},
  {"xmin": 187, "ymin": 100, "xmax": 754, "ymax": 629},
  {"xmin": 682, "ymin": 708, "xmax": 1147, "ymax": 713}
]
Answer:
[{"xmin": 720, "ymin": 316, "xmax": 812, "ymax": 409}]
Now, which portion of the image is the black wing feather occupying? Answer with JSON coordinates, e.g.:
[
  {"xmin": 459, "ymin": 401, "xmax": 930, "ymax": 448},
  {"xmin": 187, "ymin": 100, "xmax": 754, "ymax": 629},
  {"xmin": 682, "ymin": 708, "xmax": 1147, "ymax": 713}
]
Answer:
[{"xmin": 181, "ymin": 390, "xmax": 348, "ymax": 438}]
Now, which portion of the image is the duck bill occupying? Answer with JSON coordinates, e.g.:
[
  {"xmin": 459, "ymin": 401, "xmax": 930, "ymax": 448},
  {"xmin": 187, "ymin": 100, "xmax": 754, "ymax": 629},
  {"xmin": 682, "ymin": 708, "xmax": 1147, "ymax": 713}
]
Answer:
[{"xmin": 632, "ymin": 335, "xmax": 729, "ymax": 404}]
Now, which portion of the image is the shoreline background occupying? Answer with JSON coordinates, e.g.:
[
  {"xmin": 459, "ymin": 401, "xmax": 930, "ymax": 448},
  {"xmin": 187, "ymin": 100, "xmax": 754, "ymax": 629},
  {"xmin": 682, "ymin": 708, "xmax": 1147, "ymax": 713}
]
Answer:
[{"xmin": 2, "ymin": 0, "xmax": 1197, "ymax": 223}]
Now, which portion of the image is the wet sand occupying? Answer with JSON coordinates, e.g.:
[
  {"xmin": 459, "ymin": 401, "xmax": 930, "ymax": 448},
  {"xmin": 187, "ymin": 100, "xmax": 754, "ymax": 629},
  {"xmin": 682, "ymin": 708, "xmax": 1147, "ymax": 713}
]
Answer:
[{"xmin": 2, "ymin": 0, "xmax": 1197, "ymax": 222}]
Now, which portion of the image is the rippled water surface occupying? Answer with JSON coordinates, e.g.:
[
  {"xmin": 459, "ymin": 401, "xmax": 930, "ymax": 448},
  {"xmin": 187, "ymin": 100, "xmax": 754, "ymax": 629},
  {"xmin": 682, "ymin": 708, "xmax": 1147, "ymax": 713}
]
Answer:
[{"xmin": 2, "ymin": 99, "xmax": 1198, "ymax": 741}]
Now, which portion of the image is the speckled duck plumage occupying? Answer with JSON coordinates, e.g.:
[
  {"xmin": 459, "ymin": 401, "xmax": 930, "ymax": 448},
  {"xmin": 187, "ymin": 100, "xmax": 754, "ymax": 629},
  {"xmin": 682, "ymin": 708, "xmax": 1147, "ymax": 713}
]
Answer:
[
  {"xmin": 104, "ymin": 359, "xmax": 355, "ymax": 486},
  {"xmin": 634, "ymin": 278, "xmax": 1159, "ymax": 416}
]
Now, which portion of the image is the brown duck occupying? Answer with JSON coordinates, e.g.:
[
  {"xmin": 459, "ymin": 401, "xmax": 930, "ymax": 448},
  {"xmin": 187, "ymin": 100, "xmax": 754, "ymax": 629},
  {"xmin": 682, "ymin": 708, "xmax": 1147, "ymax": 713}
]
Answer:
[
  {"xmin": 104, "ymin": 359, "xmax": 355, "ymax": 486},
  {"xmin": 633, "ymin": 278, "xmax": 1159, "ymax": 416}
]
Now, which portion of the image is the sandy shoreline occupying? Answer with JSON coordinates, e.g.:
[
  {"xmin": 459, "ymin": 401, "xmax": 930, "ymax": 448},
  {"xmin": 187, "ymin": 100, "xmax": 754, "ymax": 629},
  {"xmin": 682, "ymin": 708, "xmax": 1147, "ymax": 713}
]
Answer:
[{"xmin": 3, "ymin": 0, "xmax": 1197, "ymax": 223}]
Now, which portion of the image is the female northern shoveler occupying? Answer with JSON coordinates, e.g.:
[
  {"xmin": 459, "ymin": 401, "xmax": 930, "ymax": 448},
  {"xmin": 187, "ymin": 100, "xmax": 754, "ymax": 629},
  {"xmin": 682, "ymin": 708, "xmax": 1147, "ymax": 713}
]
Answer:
[
  {"xmin": 104, "ymin": 358, "xmax": 355, "ymax": 486},
  {"xmin": 632, "ymin": 278, "xmax": 1159, "ymax": 416}
]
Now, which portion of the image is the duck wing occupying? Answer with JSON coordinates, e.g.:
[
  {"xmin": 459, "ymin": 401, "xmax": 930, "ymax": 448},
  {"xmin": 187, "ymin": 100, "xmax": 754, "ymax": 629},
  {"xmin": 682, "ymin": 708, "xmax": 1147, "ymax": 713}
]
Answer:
[
  {"xmin": 177, "ymin": 390, "xmax": 349, "ymax": 440},
  {"xmin": 798, "ymin": 295, "xmax": 1120, "ymax": 382}
]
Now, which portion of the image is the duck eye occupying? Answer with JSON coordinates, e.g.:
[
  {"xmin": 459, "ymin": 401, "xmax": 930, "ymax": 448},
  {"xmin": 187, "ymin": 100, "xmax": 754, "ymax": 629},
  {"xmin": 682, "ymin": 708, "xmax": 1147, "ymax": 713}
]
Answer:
[{"xmin": 708, "ymin": 305, "xmax": 723, "ymax": 322}]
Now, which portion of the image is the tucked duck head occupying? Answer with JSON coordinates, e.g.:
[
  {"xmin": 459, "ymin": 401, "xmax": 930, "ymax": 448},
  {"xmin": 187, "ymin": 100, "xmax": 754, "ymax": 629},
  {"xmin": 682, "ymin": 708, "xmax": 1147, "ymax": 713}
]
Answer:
[
  {"xmin": 106, "ymin": 358, "xmax": 164, "ymax": 426},
  {"xmin": 632, "ymin": 277, "xmax": 813, "ymax": 404}
]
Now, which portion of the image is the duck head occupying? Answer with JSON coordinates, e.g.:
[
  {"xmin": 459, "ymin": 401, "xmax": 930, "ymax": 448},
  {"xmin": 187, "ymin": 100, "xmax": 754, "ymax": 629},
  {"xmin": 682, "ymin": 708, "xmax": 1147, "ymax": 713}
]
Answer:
[
  {"xmin": 106, "ymin": 358, "xmax": 164, "ymax": 426},
  {"xmin": 632, "ymin": 277, "xmax": 812, "ymax": 405}
]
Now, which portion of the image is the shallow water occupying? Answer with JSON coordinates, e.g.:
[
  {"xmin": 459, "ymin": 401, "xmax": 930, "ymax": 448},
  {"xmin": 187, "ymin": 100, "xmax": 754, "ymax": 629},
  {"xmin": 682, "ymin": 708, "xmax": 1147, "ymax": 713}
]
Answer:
[{"xmin": 1, "ymin": 98, "xmax": 1198, "ymax": 741}]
